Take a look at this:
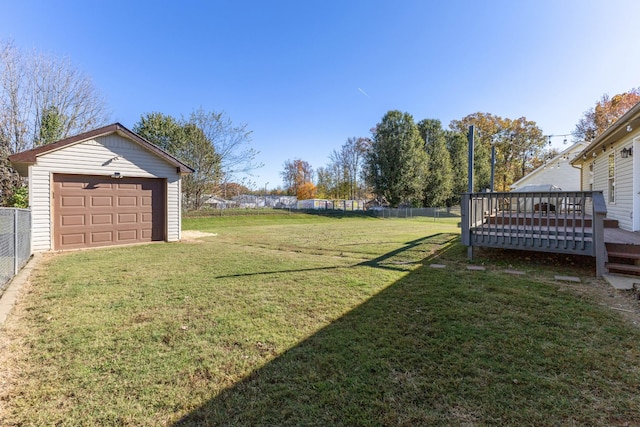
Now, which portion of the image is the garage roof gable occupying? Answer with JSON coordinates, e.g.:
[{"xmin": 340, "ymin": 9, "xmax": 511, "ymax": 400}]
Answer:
[{"xmin": 8, "ymin": 123, "xmax": 194, "ymax": 175}]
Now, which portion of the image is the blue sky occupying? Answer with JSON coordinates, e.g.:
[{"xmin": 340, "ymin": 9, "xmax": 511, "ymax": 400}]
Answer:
[{"xmin": 2, "ymin": 0, "xmax": 640, "ymax": 190}]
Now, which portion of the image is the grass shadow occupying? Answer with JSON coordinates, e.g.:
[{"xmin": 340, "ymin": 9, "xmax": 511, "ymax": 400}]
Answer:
[
  {"xmin": 173, "ymin": 242, "xmax": 640, "ymax": 425},
  {"xmin": 216, "ymin": 233, "xmax": 458, "ymax": 278}
]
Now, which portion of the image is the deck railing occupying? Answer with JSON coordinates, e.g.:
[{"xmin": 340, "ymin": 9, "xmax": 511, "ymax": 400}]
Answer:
[{"xmin": 461, "ymin": 191, "xmax": 607, "ymax": 276}]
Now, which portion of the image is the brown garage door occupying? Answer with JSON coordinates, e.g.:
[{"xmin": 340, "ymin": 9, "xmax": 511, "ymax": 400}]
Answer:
[{"xmin": 53, "ymin": 174, "xmax": 165, "ymax": 250}]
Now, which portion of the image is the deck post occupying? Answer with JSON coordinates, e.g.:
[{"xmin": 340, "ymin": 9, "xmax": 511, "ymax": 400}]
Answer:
[
  {"xmin": 467, "ymin": 125, "xmax": 474, "ymax": 193},
  {"xmin": 592, "ymin": 192, "xmax": 607, "ymax": 277},
  {"xmin": 461, "ymin": 193, "xmax": 473, "ymax": 259}
]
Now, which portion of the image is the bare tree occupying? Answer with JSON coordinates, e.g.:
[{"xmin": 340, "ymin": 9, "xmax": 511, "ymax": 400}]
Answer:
[
  {"xmin": 325, "ymin": 137, "xmax": 369, "ymax": 200},
  {"xmin": 0, "ymin": 40, "xmax": 110, "ymax": 152},
  {"xmin": 188, "ymin": 108, "xmax": 262, "ymax": 185},
  {"xmin": 0, "ymin": 40, "xmax": 110, "ymax": 205},
  {"xmin": 29, "ymin": 50, "xmax": 110, "ymax": 144}
]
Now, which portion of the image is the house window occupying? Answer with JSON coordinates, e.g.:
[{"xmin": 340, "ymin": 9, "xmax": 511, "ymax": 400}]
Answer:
[{"xmin": 608, "ymin": 153, "xmax": 615, "ymax": 203}]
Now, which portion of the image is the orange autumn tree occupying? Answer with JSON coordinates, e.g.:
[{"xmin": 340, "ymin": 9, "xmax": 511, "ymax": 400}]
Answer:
[
  {"xmin": 281, "ymin": 158, "xmax": 314, "ymax": 196},
  {"xmin": 297, "ymin": 181, "xmax": 317, "ymax": 200},
  {"xmin": 574, "ymin": 88, "xmax": 640, "ymax": 142}
]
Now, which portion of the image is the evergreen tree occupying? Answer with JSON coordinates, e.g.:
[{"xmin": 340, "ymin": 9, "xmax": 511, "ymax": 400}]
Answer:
[
  {"xmin": 365, "ymin": 110, "xmax": 427, "ymax": 207},
  {"xmin": 36, "ymin": 105, "xmax": 65, "ymax": 146},
  {"xmin": 445, "ymin": 130, "xmax": 469, "ymax": 206},
  {"xmin": 418, "ymin": 119, "xmax": 453, "ymax": 207}
]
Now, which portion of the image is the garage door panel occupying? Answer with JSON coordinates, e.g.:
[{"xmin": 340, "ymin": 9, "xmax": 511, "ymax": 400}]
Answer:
[
  {"xmin": 61, "ymin": 214, "xmax": 85, "ymax": 226},
  {"xmin": 61, "ymin": 196, "xmax": 85, "ymax": 207},
  {"xmin": 90, "ymin": 182, "xmax": 114, "ymax": 190},
  {"xmin": 91, "ymin": 196, "xmax": 113, "ymax": 207},
  {"xmin": 118, "ymin": 196, "xmax": 138, "ymax": 207},
  {"xmin": 91, "ymin": 214, "xmax": 113, "ymax": 225},
  {"xmin": 117, "ymin": 183, "xmax": 138, "ymax": 190},
  {"xmin": 54, "ymin": 174, "xmax": 165, "ymax": 250},
  {"xmin": 62, "ymin": 233, "xmax": 86, "ymax": 246},
  {"xmin": 91, "ymin": 231, "xmax": 114, "ymax": 243},
  {"xmin": 60, "ymin": 181, "xmax": 84, "ymax": 188},
  {"xmin": 118, "ymin": 213, "xmax": 137, "ymax": 224},
  {"xmin": 118, "ymin": 230, "xmax": 138, "ymax": 241}
]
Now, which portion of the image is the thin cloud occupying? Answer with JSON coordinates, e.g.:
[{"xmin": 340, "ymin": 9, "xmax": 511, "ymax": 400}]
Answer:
[{"xmin": 358, "ymin": 87, "xmax": 369, "ymax": 97}]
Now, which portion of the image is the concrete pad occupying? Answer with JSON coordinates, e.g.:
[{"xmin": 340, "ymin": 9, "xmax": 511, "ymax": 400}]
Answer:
[
  {"xmin": 467, "ymin": 265, "xmax": 486, "ymax": 271},
  {"xmin": 504, "ymin": 269, "xmax": 526, "ymax": 275},
  {"xmin": 429, "ymin": 264, "xmax": 447, "ymax": 269},
  {"xmin": 602, "ymin": 273, "xmax": 638, "ymax": 290},
  {"xmin": 554, "ymin": 275, "xmax": 581, "ymax": 283},
  {"xmin": 0, "ymin": 253, "xmax": 42, "ymax": 325}
]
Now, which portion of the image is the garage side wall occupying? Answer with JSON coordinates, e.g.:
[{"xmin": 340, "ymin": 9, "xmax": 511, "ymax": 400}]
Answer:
[{"xmin": 30, "ymin": 134, "xmax": 182, "ymax": 251}]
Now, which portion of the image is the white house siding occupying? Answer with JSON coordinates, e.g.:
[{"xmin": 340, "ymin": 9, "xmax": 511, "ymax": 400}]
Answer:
[
  {"xmin": 29, "ymin": 134, "xmax": 182, "ymax": 251},
  {"xmin": 511, "ymin": 161, "xmax": 580, "ymax": 190},
  {"xmin": 588, "ymin": 141, "xmax": 635, "ymax": 231},
  {"xmin": 511, "ymin": 142, "xmax": 586, "ymax": 191},
  {"xmin": 609, "ymin": 141, "xmax": 634, "ymax": 231},
  {"xmin": 581, "ymin": 160, "xmax": 594, "ymax": 214}
]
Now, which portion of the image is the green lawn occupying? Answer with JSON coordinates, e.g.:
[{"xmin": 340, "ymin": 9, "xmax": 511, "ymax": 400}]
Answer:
[{"xmin": 1, "ymin": 213, "xmax": 639, "ymax": 426}]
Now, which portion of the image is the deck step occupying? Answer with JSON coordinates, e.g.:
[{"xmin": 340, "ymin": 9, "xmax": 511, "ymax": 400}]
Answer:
[
  {"xmin": 606, "ymin": 251, "xmax": 640, "ymax": 260},
  {"xmin": 606, "ymin": 243, "xmax": 640, "ymax": 255},
  {"xmin": 604, "ymin": 219, "xmax": 619, "ymax": 228},
  {"xmin": 605, "ymin": 262, "xmax": 640, "ymax": 275}
]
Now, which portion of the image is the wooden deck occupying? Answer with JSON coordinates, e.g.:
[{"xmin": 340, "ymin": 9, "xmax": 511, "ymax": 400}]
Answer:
[
  {"xmin": 462, "ymin": 191, "xmax": 609, "ymax": 276},
  {"xmin": 461, "ymin": 190, "xmax": 640, "ymax": 277}
]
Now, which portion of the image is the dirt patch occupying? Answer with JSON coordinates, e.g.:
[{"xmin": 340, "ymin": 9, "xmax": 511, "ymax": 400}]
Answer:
[{"xmin": 181, "ymin": 230, "xmax": 218, "ymax": 242}]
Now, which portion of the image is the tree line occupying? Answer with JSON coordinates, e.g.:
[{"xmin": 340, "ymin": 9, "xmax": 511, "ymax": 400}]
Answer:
[
  {"xmin": 280, "ymin": 111, "xmax": 547, "ymax": 207},
  {"xmin": 280, "ymin": 90, "xmax": 640, "ymax": 208}
]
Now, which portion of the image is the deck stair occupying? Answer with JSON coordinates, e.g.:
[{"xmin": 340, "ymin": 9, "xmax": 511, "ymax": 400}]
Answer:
[{"xmin": 606, "ymin": 242, "xmax": 640, "ymax": 276}]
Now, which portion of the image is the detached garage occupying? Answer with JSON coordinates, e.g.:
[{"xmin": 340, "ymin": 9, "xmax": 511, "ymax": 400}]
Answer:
[{"xmin": 9, "ymin": 123, "xmax": 193, "ymax": 251}]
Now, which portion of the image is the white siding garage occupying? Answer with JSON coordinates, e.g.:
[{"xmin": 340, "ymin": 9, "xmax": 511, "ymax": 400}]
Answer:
[{"xmin": 9, "ymin": 123, "xmax": 193, "ymax": 251}]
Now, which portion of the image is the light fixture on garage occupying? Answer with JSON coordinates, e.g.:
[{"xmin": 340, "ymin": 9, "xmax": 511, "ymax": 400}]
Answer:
[{"xmin": 111, "ymin": 172, "xmax": 123, "ymax": 179}]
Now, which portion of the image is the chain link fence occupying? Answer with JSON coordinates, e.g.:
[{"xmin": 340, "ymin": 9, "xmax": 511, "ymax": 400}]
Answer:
[
  {"xmin": 366, "ymin": 206, "xmax": 461, "ymax": 219},
  {"xmin": 1, "ymin": 208, "xmax": 32, "ymax": 291}
]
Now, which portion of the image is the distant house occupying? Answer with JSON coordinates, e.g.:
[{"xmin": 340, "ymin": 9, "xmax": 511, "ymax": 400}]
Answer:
[
  {"xmin": 8, "ymin": 123, "xmax": 193, "ymax": 251},
  {"xmin": 571, "ymin": 101, "xmax": 640, "ymax": 232},
  {"xmin": 203, "ymin": 195, "xmax": 235, "ymax": 209},
  {"xmin": 510, "ymin": 141, "xmax": 587, "ymax": 191},
  {"xmin": 296, "ymin": 199, "xmax": 333, "ymax": 210}
]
